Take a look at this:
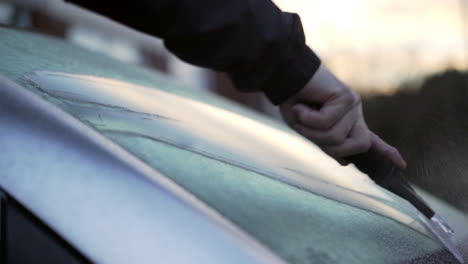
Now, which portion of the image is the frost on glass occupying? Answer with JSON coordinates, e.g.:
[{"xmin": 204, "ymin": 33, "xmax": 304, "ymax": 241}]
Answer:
[{"xmin": 25, "ymin": 71, "xmax": 457, "ymax": 263}]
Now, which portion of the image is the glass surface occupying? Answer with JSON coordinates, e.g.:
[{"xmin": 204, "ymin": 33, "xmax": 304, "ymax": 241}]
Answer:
[
  {"xmin": 1, "ymin": 27, "xmax": 466, "ymax": 263},
  {"xmin": 25, "ymin": 71, "xmax": 450, "ymax": 264}
]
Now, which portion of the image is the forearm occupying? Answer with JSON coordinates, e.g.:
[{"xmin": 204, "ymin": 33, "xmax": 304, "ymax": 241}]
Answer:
[{"xmin": 67, "ymin": 0, "xmax": 321, "ymax": 104}]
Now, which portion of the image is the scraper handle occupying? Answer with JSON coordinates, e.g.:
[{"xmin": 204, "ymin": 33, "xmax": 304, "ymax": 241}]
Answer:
[{"xmin": 347, "ymin": 149, "xmax": 435, "ymax": 219}]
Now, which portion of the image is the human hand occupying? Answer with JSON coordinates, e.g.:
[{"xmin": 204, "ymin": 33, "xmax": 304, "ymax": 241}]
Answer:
[{"xmin": 279, "ymin": 65, "xmax": 406, "ymax": 168}]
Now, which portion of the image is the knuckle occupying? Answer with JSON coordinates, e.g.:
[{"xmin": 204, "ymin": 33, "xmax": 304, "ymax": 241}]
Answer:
[
  {"xmin": 328, "ymin": 132, "xmax": 346, "ymax": 145},
  {"xmin": 317, "ymin": 116, "xmax": 334, "ymax": 130},
  {"xmin": 324, "ymin": 118, "xmax": 335, "ymax": 129},
  {"xmin": 297, "ymin": 109, "xmax": 310, "ymax": 124},
  {"xmin": 357, "ymin": 137, "xmax": 372, "ymax": 152},
  {"xmin": 343, "ymin": 90, "xmax": 361, "ymax": 106},
  {"xmin": 298, "ymin": 111, "xmax": 332, "ymax": 130}
]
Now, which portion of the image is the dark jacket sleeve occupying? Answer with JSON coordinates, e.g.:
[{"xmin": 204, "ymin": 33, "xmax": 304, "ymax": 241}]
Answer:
[{"xmin": 67, "ymin": 0, "xmax": 321, "ymax": 104}]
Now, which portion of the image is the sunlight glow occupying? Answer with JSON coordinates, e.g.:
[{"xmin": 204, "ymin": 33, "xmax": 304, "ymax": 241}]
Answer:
[{"xmin": 273, "ymin": 0, "xmax": 466, "ymax": 92}]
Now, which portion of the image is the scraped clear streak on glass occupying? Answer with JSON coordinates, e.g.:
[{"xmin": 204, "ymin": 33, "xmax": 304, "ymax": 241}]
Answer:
[
  {"xmin": 432, "ymin": 214, "xmax": 454, "ymax": 236},
  {"xmin": 419, "ymin": 213, "xmax": 465, "ymax": 263}
]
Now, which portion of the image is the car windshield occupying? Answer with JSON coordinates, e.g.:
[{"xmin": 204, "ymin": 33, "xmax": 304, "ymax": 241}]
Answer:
[
  {"xmin": 2, "ymin": 27, "xmax": 467, "ymax": 263},
  {"xmin": 23, "ymin": 71, "xmax": 449, "ymax": 264}
]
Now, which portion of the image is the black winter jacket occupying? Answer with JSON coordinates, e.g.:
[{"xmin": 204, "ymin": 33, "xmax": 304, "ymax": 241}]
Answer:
[{"xmin": 67, "ymin": 0, "xmax": 321, "ymax": 104}]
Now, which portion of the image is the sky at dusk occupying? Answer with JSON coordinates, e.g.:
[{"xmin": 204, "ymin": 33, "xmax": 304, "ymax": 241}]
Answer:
[{"xmin": 274, "ymin": 0, "xmax": 467, "ymax": 93}]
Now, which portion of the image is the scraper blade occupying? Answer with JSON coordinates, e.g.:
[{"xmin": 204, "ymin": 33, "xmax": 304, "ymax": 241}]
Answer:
[
  {"xmin": 348, "ymin": 149, "xmax": 465, "ymax": 263},
  {"xmin": 421, "ymin": 214, "xmax": 465, "ymax": 263}
]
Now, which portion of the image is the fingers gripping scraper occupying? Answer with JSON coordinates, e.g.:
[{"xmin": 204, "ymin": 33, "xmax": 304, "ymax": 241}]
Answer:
[{"xmin": 348, "ymin": 149, "xmax": 465, "ymax": 263}]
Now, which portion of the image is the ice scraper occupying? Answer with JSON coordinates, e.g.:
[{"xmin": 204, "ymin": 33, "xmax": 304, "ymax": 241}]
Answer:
[{"xmin": 349, "ymin": 148, "xmax": 465, "ymax": 263}]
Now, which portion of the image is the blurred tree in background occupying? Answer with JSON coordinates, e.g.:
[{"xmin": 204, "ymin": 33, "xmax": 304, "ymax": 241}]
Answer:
[{"xmin": 363, "ymin": 69, "xmax": 468, "ymax": 213}]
